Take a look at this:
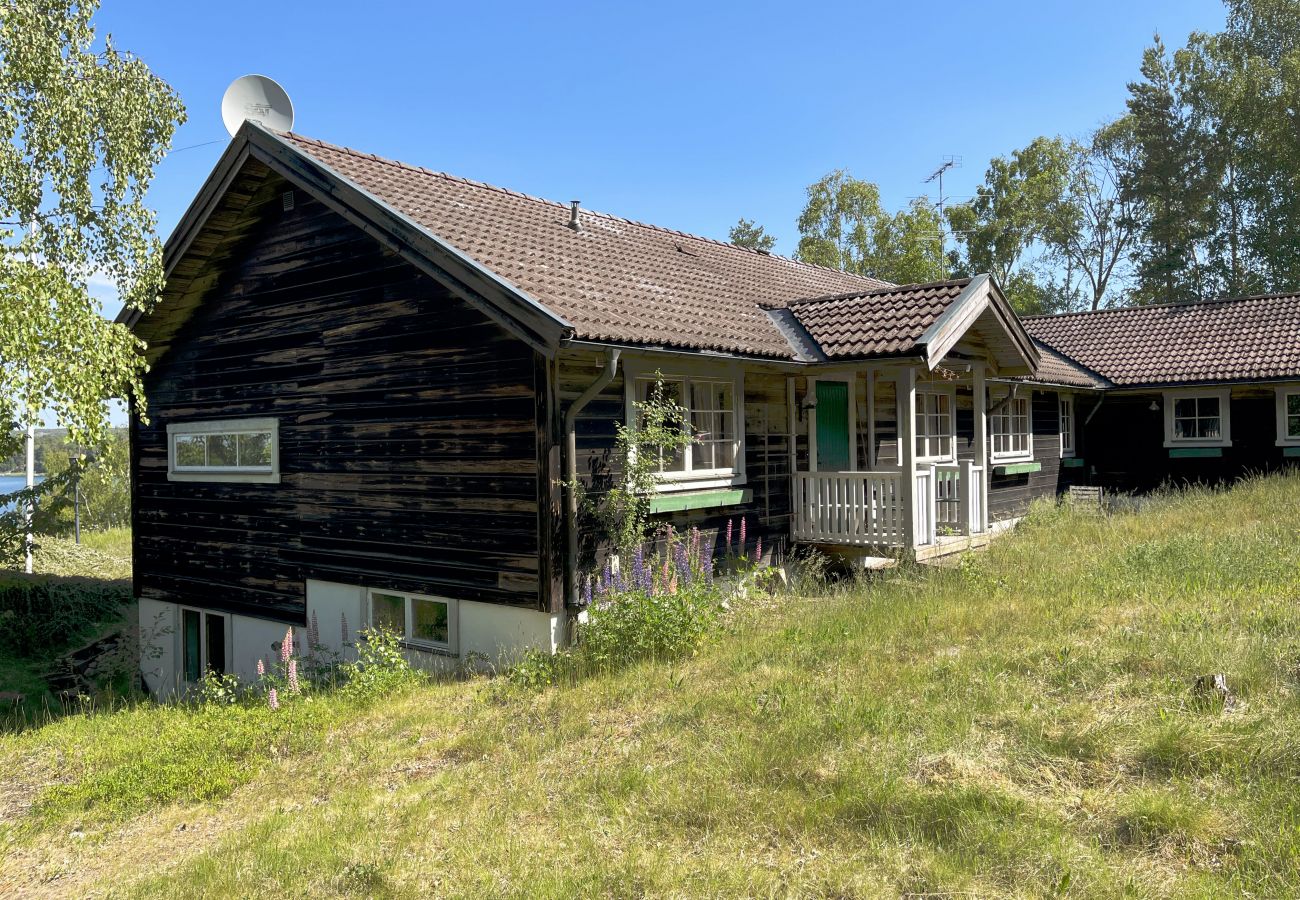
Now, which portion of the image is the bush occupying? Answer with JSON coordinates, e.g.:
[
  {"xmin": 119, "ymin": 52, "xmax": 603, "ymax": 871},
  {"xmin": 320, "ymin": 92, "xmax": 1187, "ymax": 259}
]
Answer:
[
  {"xmin": 0, "ymin": 577, "xmax": 131, "ymax": 656},
  {"xmin": 340, "ymin": 626, "xmax": 421, "ymax": 700}
]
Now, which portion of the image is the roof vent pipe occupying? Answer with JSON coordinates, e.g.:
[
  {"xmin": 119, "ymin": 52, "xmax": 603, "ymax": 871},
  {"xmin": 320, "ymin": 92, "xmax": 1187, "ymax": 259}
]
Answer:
[{"xmin": 569, "ymin": 200, "xmax": 582, "ymax": 231}]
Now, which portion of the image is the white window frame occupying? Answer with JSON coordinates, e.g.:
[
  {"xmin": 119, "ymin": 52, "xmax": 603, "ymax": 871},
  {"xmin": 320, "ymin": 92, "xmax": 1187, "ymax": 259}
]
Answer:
[
  {"xmin": 1059, "ymin": 394, "xmax": 1076, "ymax": 458},
  {"xmin": 167, "ymin": 417, "xmax": 281, "ymax": 483},
  {"xmin": 1276, "ymin": 385, "xmax": 1300, "ymax": 446},
  {"xmin": 990, "ymin": 390, "xmax": 1034, "ymax": 463},
  {"xmin": 914, "ymin": 385, "xmax": 957, "ymax": 464},
  {"xmin": 367, "ymin": 588, "xmax": 459, "ymax": 654},
  {"xmin": 623, "ymin": 360, "xmax": 745, "ymax": 492},
  {"xmin": 178, "ymin": 606, "xmax": 231, "ymax": 684},
  {"xmin": 1162, "ymin": 388, "xmax": 1231, "ymax": 448}
]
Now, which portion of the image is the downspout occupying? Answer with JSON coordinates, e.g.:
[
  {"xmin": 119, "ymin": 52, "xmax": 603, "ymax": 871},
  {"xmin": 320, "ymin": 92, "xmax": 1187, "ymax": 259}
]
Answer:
[{"xmin": 563, "ymin": 348, "xmax": 621, "ymax": 608}]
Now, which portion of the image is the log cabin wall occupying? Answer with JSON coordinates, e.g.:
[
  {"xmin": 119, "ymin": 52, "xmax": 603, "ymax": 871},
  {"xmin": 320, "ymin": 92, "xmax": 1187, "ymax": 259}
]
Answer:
[
  {"xmin": 133, "ymin": 177, "xmax": 544, "ymax": 625},
  {"xmin": 984, "ymin": 388, "xmax": 1077, "ymax": 520},
  {"xmin": 559, "ymin": 348, "xmax": 794, "ymax": 568},
  {"xmin": 1085, "ymin": 388, "xmax": 1293, "ymax": 493}
]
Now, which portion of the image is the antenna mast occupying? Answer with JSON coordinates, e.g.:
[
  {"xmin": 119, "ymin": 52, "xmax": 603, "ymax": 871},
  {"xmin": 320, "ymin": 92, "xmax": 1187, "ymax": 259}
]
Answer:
[{"xmin": 924, "ymin": 154, "xmax": 962, "ymax": 222}]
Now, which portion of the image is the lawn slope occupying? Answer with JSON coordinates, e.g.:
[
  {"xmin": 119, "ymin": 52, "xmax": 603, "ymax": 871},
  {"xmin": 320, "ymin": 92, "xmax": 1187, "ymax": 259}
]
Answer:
[{"xmin": 3, "ymin": 477, "xmax": 1300, "ymax": 898}]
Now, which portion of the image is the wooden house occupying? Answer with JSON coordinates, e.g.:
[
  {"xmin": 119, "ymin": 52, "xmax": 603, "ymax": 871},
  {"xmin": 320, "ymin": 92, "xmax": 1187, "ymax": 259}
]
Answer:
[{"xmin": 120, "ymin": 125, "xmax": 1300, "ymax": 694}]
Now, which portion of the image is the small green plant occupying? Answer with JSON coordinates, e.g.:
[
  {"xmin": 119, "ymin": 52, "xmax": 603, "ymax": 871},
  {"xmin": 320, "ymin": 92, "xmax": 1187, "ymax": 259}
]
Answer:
[
  {"xmin": 341, "ymin": 626, "xmax": 420, "ymax": 700},
  {"xmin": 195, "ymin": 670, "xmax": 242, "ymax": 706}
]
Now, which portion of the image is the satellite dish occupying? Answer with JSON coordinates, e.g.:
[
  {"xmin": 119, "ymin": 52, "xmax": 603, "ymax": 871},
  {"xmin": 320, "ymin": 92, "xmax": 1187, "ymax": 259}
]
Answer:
[{"xmin": 221, "ymin": 74, "xmax": 294, "ymax": 137}]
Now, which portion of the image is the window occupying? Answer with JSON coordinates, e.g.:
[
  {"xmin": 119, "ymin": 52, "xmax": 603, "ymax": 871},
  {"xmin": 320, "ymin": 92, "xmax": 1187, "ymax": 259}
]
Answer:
[
  {"xmin": 915, "ymin": 389, "xmax": 955, "ymax": 462},
  {"xmin": 368, "ymin": 589, "xmax": 458, "ymax": 653},
  {"xmin": 167, "ymin": 418, "xmax": 280, "ymax": 483},
  {"xmin": 990, "ymin": 393, "xmax": 1033, "ymax": 461},
  {"xmin": 181, "ymin": 608, "xmax": 227, "ymax": 682},
  {"xmin": 1059, "ymin": 395, "xmax": 1075, "ymax": 457},
  {"xmin": 628, "ymin": 368, "xmax": 743, "ymax": 489},
  {"xmin": 1277, "ymin": 387, "xmax": 1300, "ymax": 446},
  {"xmin": 1162, "ymin": 389, "xmax": 1231, "ymax": 447}
]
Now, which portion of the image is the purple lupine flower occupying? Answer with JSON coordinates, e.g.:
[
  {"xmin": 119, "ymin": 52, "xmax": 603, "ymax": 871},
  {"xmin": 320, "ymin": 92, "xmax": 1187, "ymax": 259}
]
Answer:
[
  {"xmin": 739, "ymin": 517, "xmax": 747, "ymax": 556},
  {"xmin": 309, "ymin": 611, "xmax": 320, "ymax": 650},
  {"xmin": 288, "ymin": 659, "xmax": 300, "ymax": 693},
  {"xmin": 256, "ymin": 658, "xmax": 266, "ymax": 678},
  {"xmin": 341, "ymin": 611, "xmax": 350, "ymax": 645},
  {"xmin": 674, "ymin": 542, "xmax": 692, "ymax": 585},
  {"xmin": 726, "ymin": 518, "xmax": 734, "ymax": 552},
  {"xmin": 582, "ymin": 576, "xmax": 593, "ymax": 608},
  {"xmin": 268, "ymin": 688, "xmax": 279, "ymax": 711},
  {"xmin": 280, "ymin": 627, "xmax": 293, "ymax": 663},
  {"xmin": 632, "ymin": 545, "xmax": 647, "ymax": 591}
]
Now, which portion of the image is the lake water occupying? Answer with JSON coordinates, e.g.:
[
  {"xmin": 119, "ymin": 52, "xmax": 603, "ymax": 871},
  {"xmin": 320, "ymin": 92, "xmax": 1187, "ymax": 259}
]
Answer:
[{"xmin": 0, "ymin": 474, "xmax": 44, "ymax": 512}]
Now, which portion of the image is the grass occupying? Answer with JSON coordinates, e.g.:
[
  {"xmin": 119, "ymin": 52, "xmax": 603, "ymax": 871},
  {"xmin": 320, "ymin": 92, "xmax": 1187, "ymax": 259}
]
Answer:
[
  {"xmin": 3, "ymin": 476, "xmax": 1300, "ymax": 897},
  {"xmin": 30, "ymin": 527, "xmax": 132, "ymax": 581}
]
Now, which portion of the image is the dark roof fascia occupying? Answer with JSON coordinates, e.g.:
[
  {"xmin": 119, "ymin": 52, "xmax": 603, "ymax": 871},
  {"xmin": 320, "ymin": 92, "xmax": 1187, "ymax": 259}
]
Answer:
[
  {"xmin": 913, "ymin": 274, "xmax": 1041, "ymax": 374},
  {"xmin": 245, "ymin": 124, "xmax": 570, "ymax": 355},
  {"xmin": 1101, "ymin": 376, "xmax": 1300, "ymax": 392},
  {"xmin": 121, "ymin": 123, "xmax": 573, "ymax": 357}
]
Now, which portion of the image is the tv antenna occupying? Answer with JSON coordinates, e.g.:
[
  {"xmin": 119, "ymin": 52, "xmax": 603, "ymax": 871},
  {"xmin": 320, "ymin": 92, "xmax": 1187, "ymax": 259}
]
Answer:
[
  {"xmin": 924, "ymin": 155, "xmax": 962, "ymax": 221},
  {"xmin": 221, "ymin": 74, "xmax": 295, "ymax": 137}
]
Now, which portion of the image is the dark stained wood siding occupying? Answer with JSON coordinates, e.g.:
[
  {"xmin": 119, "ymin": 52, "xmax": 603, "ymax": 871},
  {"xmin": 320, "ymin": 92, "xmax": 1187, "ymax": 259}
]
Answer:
[
  {"xmin": 559, "ymin": 350, "xmax": 792, "ymax": 568},
  {"xmin": 986, "ymin": 388, "xmax": 1074, "ymax": 519},
  {"xmin": 133, "ymin": 176, "xmax": 543, "ymax": 624}
]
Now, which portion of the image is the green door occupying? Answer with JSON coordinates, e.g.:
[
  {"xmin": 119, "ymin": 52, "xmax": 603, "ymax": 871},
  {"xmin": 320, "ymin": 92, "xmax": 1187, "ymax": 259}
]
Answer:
[{"xmin": 816, "ymin": 380, "xmax": 851, "ymax": 471}]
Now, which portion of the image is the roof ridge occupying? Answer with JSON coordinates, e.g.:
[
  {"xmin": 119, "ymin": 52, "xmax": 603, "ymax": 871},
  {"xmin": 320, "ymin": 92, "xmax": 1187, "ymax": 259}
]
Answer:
[
  {"xmin": 283, "ymin": 131, "xmax": 892, "ymax": 291},
  {"xmin": 774, "ymin": 276, "xmax": 975, "ymax": 309},
  {"xmin": 1024, "ymin": 291, "xmax": 1300, "ymax": 321}
]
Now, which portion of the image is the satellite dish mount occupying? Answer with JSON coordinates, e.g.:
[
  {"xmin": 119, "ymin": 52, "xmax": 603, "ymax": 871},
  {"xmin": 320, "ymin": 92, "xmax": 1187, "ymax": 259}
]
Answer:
[{"xmin": 221, "ymin": 74, "xmax": 294, "ymax": 137}]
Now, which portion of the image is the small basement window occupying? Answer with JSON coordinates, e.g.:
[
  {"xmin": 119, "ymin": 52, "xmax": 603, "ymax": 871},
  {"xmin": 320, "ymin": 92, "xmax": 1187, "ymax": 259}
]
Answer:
[
  {"xmin": 1059, "ymin": 395, "xmax": 1075, "ymax": 457},
  {"xmin": 167, "ymin": 418, "xmax": 280, "ymax": 483},
  {"xmin": 368, "ymin": 589, "xmax": 458, "ymax": 654},
  {"xmin": 1163, "ymin": 389, "xmax": 1231, "ymax": 448},
  {"xmin": 991, "ymin": 393, "xmax": 1033, "ymax": 462},
  {"xmin": 181, "ymin": 608, "xmax": 228, "ymax": 683},
  {"xmin": 1277, "ymin": 387, "xmax": 1300, "ymax": 446}
]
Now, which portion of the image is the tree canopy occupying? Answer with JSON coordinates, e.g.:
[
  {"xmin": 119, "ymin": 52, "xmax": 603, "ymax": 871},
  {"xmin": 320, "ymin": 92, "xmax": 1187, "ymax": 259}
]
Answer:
[{"xmin": 728, "ymin": 218, "xmax": 777, "ymax": 253}]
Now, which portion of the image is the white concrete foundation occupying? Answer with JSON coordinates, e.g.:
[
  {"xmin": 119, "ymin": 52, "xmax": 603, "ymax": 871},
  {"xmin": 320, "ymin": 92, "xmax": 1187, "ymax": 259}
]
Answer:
[{"xmin": 139, "ymin": 580, "xmax": 567, "ymax": 698}]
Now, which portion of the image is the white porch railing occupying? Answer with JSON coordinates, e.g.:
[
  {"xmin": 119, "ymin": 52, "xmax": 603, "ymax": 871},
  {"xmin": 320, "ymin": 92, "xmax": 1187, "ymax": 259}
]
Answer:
[
  {"xmin": 792, "ymin": 471, "xmax": 905, "ymax": 547},
  {"xmin": 793, "ymin": 461, "xmax": 987, "ymax": 550}
]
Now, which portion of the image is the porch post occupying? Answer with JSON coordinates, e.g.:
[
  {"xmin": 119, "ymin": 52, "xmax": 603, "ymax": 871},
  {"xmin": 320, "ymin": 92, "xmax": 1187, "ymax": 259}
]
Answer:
[
  {"xmin": 972, "ymin": 362, "xmax": 989, "ymax": 533},
  {"xmin": 898, "ymin": 365, "xmax": 917, "ymax": 550}
]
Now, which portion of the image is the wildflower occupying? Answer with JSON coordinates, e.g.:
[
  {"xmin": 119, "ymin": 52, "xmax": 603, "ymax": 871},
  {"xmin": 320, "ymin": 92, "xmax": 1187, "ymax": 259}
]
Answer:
[
  {"xmin": 582, "ymin": 576, "xmax": 593, "ymax": 608},
  {"xmin": 309, "ymin": 611, "xmax": 320, "ymax": 649},
  {"xmin": 668, "ymin": 574, "xmax": 678, "ymax": 595},
  {"xmin": 341, "ymin": 611, "xmax": 350, "ymax": 646},
  {"xmin": 280, "ymin": 627, "xmax": 294, "ymax": 663},
  {"xmin": 660, "ymin": 556, "xmax": 671, "ymax": 591},
  {"xmin": 268, "ymin": 688, "xmax": 279, "ymax": 711},
  {"xmin": 632, "ymin": 545, "xmax": 647, "ymax": 591},
  {"xmin": 755, "ymin": 536, "xmax": 763, "ymax": 563},
  {"xmin": 739, "ymin": 517, "xmax": 747, "ymax": 555},
  {"xmin": 674, "ymin": 542, "xmax": 692, "ymax": 584},
  {"xmin": 256, "ymin": 658, "xmax": 265, "ymax": 678},
  {"xmin": 726, "ymin": 518, "xmax": 733, "ymax": 552},
  {"xmin": 288, "ymin": 659, "xmax": 300, "ymax": 693}
]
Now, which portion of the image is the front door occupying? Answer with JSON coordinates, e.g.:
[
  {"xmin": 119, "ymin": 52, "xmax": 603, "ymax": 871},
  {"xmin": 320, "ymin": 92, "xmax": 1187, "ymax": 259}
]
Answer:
[{"xmin": 816, "ymin": 380, "xmax": 851, "ymax": 471}]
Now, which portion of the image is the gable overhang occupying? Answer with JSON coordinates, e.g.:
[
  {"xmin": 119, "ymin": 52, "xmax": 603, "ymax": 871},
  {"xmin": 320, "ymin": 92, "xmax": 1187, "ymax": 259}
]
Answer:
[
  {"xmin": 914, "ymin": 274, "xmax": 1039, "ymax": 376},
  {"xmin": 119, "ymin": 122, "xmax": 571, "ymax": 357}
]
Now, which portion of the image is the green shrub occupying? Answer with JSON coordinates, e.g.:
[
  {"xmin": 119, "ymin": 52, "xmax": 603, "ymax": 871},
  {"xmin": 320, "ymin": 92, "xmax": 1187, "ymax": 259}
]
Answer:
[
  {"xmin": 0, "ymin": 577, "xmax": 131, "ymax": 656},
  {"xmin": 340, "ymin": 627, "xmax": 422, "ymax": 700}
]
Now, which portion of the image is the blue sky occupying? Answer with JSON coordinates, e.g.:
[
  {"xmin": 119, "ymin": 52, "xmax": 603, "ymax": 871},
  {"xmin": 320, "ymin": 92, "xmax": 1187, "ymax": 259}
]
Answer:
[{"xmin": 91, "ymin": 0, "xmax": 1228, "ymax": 422}]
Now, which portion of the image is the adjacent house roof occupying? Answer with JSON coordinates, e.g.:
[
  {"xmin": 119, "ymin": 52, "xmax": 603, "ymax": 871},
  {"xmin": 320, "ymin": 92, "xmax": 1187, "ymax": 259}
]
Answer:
[
  {"xmin": 1023, "ymin": 293, "xmax": 1300, "ymax": 387},
  {"xmin": 281, "ymin": 133, "xmax": 890, "ymax": 359},
  {"xmin": 1020, "ymin": 342, "xmax": 1112, "ymax": 390}
]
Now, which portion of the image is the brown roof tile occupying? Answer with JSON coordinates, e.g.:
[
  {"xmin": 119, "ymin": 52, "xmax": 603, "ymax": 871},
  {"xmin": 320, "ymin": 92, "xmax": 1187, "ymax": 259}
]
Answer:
[
  {"xmin": 284, "ymin": 133, "xmax": 890, "ymax": 359},
  {"xmin": 1024, "ymin": 293, "xmax": 1300, "ymax": 386},
  {"xmin": 1016, "ymin": 341, "xmax": 1110, "ymax": 390},
  {"xmin": 777, "ymin": 279, "xmax": 973, "ymax": 359}
]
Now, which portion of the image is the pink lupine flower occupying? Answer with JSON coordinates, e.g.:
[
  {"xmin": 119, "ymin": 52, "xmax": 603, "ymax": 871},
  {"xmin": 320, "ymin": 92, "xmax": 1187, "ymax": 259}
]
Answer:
[
  {"xmin": 256, "ymin": 658, "xmax": 265, "ymax": 678},
  {"xmin": 268, "ymin": 688, "xmax": 279, "ymax": 711},
  {"xmin": 755, "ymin": 536, "xmax": 763, "ymax": 563},
  {"xmin": 739, "ymin": 517, "xmax": 747, "ymax": 554},
  {"xmin": 660, "ymin": 556, "xmax": 671, "ymax": 591},
  {"xmin": 668, "ymin": 574, "xmax": 678, "ymax": 595},
  {"xmin": 341, "ymin": 612, "xmax": 350, "ymax": 645},
  {"xmin": 725, "ymin": 519, "xmax": 733, "ymax": 551},
  {"xmin": 280, "ymin": 627, "xmax": 293, "ymax": 662},
  {"xmin": 309, "ymin": 611, "xmax": 320, "ymax": 649},
  {"xmin": 288, "ymin": 659, "xmax": 300, "ymax": 693}
]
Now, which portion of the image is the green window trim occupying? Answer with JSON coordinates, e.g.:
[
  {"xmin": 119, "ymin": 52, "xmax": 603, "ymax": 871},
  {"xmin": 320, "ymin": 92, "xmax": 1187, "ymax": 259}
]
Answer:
[
  {"xmin": 1169, "ymin": 447, "xmax": 1223, "ymax": 459},
  {"xmin": 1061, "ymin": 457, "xmax": 1086, "ymax": 468},
  {"xmin": 649, "ymin": 488, "xmax": 752, "ymax": 514},
  {"xmin": 993, "ymin": 461, "xmax": 1042, "ymax": 475},
  {"xmin": 1283, "ymin": 447, "xmax": 1300, "ymax": 458}
]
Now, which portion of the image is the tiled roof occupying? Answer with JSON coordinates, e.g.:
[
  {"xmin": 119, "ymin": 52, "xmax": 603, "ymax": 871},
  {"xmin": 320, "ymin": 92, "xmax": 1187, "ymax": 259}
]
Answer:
[
  {"xmin": 284, "ymin": 133, "xmax": 890, "ymax": 359},
  {"xmin": 1017, "ymin": 341, "xmax": 1111, "ymax": 390},
  {"xmin": 1024, "ymin": 293, "xmax": 1300, "ymax": 386},
  {"xmin": 775, "ymin": 278, "xmax": 973, "ymax": 359}
]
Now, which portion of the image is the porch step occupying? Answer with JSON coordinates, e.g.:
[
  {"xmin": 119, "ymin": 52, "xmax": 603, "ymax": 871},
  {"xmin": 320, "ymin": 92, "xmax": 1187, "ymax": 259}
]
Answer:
[{"xmin": 914, "ymin": 532, "xmax": 992, "ymax": 564}]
